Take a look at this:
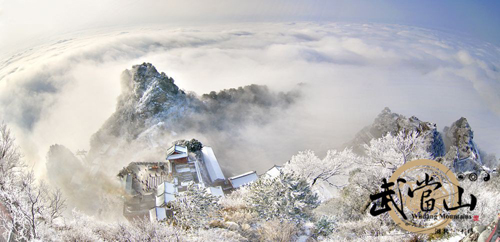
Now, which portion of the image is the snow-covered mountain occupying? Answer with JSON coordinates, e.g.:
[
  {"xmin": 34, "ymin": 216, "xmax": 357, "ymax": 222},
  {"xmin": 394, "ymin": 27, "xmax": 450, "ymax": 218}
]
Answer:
[
  {"xmin": 96, "ymin": 62, "xmax": 196, "ymax": 140},
  {"xmin": 347, "ymin": 107, "xmax": 445, "ymax": 157},
  {"xmin": 86, "ymin": 63, "xmax": 299, "ymax": 165},
  {"xmin": 346, "ymin": 107, "xmax": 496, "ymax": 172},
  {"xmin": 443, "ymin": 117, "xmax": 479, "ymax": 160},
  {"xmin": 442, "ymin": 117, "xmax": 495, "ymax": 172}
]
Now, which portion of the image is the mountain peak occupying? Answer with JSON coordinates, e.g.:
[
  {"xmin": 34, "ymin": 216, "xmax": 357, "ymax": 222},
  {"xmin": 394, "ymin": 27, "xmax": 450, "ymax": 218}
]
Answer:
[
  {"xmin": 128, "ymin": 62, "xmax": 182, "ymax": 99},
  {"xmin": 118, "ymin": 63, "xmax": 187, "ymax": 118},
  {"xmin": 444, "ymin": 117, "xmax": 473, "ymax": 147},
  {"xmin": 134, "ymin": 62, "xmax": 159, "ymax": 77},
  {"xmin": 348, "ymin": 108, "xmax": 445, "ymax": 157}
]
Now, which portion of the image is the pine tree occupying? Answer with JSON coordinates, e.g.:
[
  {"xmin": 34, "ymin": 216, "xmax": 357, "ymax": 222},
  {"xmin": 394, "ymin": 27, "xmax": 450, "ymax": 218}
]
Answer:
[
  {"xmin": 172, "ymin": 184, "xmax": 222, "ymax": 229},
  {"xmin": 246, "ymin": 173, "xmax": 319, "ymax": 222},
  {"xmin": 0, "ymin": 123, "xmax": 65, "ymax": 241}
]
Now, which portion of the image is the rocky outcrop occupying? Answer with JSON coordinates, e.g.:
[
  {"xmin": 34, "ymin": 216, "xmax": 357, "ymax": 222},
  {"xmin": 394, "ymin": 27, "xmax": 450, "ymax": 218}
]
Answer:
[
  {"xmin": 346, "ymin": 108, "xmax": 496, "ymax": 172},
  {"xmin": 93, "ymin": 63, "xmax": 197, "ymax": 142},
  {"xmin": 443, "ymin": 117, "xmax": 484, "ymax": 172},
  {"xmin": 347, "ymin": 107, "xmax": 445, "ymax": 158}
]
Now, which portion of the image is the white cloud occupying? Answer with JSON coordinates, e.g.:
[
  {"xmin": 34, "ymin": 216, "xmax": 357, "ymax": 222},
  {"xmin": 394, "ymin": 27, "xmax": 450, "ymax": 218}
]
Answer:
[{"xmin": 0, "ymin": 22, "xmax": 499, "ymax": 176}]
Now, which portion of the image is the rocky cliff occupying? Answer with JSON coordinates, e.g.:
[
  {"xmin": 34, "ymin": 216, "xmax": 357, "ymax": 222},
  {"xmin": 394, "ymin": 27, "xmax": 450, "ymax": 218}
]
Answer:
[
  {"xmin": 347, "ymin": 108, "xmax": 496, "ymax": 172},
  {"xmin": 348, "ymin": 107, "xmax": 445, "ymax": 158}
]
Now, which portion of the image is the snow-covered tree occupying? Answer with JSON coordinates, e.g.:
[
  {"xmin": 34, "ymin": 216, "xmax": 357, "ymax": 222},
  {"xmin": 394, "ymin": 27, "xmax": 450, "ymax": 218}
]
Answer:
[
  {"xmin": 363, "ymin": 130, "xmax": 432, "ymax": 172},
  {"xmin": 172, "ymin": 184, "xmax": 223, "ymax": 229},
  {"xmin": 319, "ymin": 130, "xmax": 435, "ymax": 228},
  {"xmin": 0, "ymin": 123, "xmax": 65, "ymax": 241},
  {"xmin": 246, "ymin": 173, "xmax": 319, "ymax": 222},
  {"xmin": 354, "ymin": 130, "xmax": 432, "ymax": 196},
  {"xmin": 56, "ymin": 210, "xmax": 182, "ymax": 241},
  {"xmin": 0, "ymin": 122, "xmax": 29, "ymax": 240},
  {"xmin": 283, "ymin": 149, "xmax": 358, "ymax": 187},
  {"xmin": 0, "ymin": 123, "xmax": 22, "ymax": 189},
  {"xmin": 0, "ymin": 171, "xmax": 66, "ymax": 241}
]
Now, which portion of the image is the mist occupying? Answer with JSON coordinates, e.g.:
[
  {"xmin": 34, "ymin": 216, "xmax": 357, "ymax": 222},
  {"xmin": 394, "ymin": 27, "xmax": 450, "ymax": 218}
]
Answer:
[{"xmin": 1, "ymin": 22, "xmax": 499, "ymax": 217}]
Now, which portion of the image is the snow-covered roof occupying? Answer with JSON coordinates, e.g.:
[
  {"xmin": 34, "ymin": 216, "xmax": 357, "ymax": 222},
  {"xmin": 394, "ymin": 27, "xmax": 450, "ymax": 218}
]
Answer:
[
  {"xmin": 264, "ymin": 165, "xmax": 282, "ymax": 179},
  {"xmin": 201, "ymin": 147, "xmax": 225, "ymax": 183},
  {"xmin": 149, "ymin": 207, "xmax": 167, "ymax": 222},
  {"xmin": 207, "ymin": 186, "xmax": 224, "ymax": 197},
  {"xmin": 193, "ymin": 160, "xmax": 205, "ymax": 187},
  {"xmin": 157, "ymin": 182, "xmax": 177, "ymax": 196},
  {"xmin": 166, "ymin": 145, "xmax": 188, "ymax": 157},
  {"xmin": 229, "ymin": 171, "xmax": 258, "ymax": 188},
  {"xmin": 229, "ymin": 171, "xmax": 257, "ymax": 180},
  {"xmin": 167, "ymin": 153, "xmax": 188, "ymax": 160},
  {"xmin": 156, "ymin": 193, "xmax": 176, "ymax": 207}
]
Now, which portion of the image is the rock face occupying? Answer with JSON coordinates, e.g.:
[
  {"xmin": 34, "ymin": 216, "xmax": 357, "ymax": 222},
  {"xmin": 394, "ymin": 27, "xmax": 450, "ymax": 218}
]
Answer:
[
  {"xmin": 443, "ymin": 117, "xmax": 484, "ymax": 172},
  {"xmin": 348, "ymin": 107, "xmax": 445, "ymax": 158},
  {"xmin": 93, "ymin": 63, "xmax": 197, "ymax": 142}
]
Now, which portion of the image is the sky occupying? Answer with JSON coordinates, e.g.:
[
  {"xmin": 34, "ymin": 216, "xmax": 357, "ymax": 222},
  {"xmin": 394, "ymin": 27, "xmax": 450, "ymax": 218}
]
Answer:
[
  {"xmin": 1, "ymin": 0, "xmax": 500, "ymax": 55},
  {"xmin": 0, "ymin": 1, "xmax": 499, "ymax": 176}
]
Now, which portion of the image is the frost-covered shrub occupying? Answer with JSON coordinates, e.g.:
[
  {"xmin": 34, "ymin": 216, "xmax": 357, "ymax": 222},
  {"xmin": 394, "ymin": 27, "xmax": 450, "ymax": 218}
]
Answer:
[
  {"xmin": 246, "ymin": 173, "xmax": 319, "ymax": 222},
  {"xmin": 188, "ymin": 228, "xmax": 246, "ymax": 242},
  {"xmin": 222, "ymin": 209, "xmax": 259, "ymax": 228},
  {"xmin": 257, "ymin": 219, "xmax": 298, "ymax": 242},
  {"xmin": 57, "ymin": 210, "xmax": 110, "ymax": 241},
  {"xmin": 58, "ymin": 210, "xmax": 181, "ymax": 242},
  {"xmin": 220, "ymin": 187, "xmax": 249, "ymax": 210},
  {"xmin": 325, "ymin": 215, "xmax": 395, "ymax": 241},
  {"xmin": 219, "ymin": 189, "xmax": 261, "ymax": 240},
  {"xmin": 313, "ymin": 216, "xmax": 336, "ymax": 238},
  {"xmin": 173, "ymin": 184, "xmax": 223, "ymax": 229}
]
